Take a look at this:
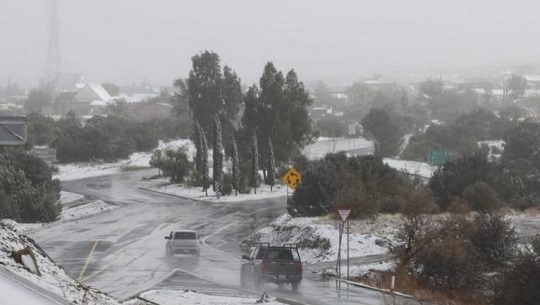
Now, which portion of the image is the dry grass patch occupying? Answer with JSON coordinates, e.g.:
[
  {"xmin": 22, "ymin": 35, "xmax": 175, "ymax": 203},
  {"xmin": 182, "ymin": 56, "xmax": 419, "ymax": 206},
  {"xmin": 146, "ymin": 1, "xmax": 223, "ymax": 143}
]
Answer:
[{"xmin": 352, "ymin": 269, "xmax": 487, "ymax": 305}]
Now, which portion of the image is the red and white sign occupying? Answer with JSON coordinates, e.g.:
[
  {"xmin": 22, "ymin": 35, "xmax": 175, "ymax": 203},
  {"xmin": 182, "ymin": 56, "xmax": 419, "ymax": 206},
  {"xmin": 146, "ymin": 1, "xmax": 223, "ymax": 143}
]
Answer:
[{"xmin": 337, "ymin": 209, "xmax": 351, "ymax": 222}]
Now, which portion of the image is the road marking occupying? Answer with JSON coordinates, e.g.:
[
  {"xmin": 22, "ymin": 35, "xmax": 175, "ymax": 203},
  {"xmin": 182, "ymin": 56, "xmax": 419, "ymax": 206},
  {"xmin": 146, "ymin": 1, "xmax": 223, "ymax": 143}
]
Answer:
[
  {"xmin": 201, "ymin": 221, "xmax": 240, "ymax": 243},
  {"xmin": 201, "ymin": 221, "xmax": 241, "ymax": 259},
  {"xmin": 78, "ymin": 240, "xmax": 99, "ymax": 281},
  {"xmin": 81, "ymin": 260, "xmax": 114, "ymax": 282}
]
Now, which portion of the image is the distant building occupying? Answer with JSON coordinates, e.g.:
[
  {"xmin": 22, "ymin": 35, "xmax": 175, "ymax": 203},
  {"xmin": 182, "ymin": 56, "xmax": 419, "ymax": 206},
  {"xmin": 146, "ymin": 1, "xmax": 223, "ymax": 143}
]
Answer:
[
  {"xmin": 74, "ymin": 83, "xmax": 112, "ymax": 103},
  {"xmin": 53, "ymin": 83, "xmax": 112, "ymax": 116},
  {"xmin": 309, "ymin": 106, "xmax": 332, "ymax": 120},
  {"xmin": 133, "ymin": 102, "xmax": 173, "ymax": 120}
]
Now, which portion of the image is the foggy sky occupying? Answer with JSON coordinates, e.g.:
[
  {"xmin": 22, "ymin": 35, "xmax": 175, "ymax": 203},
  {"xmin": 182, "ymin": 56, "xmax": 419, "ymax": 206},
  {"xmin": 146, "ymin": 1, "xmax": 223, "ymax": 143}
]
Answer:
[{"xmin": 2, "ymin": 0, "xmax": 540, "ymax": 88}]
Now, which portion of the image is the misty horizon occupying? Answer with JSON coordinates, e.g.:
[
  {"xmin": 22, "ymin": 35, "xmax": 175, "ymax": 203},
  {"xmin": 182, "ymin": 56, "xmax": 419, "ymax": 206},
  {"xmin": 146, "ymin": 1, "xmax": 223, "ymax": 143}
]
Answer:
[{"xmin": 2, "ymin": 0, "xmax": 540, "ymax": 88}]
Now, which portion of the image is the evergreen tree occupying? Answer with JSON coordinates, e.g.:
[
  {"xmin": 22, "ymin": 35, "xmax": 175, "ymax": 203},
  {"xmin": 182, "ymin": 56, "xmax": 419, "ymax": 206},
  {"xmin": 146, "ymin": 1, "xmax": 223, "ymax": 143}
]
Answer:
[
  {"xmin": 0, "ymin": 151, "xmax": 61, "ymax": 223},
  {"xmin": 231, "ymin": 135, "xmax": 240, "ymax": 196},
  {"xmin": 251, "ymin": 133, "xmax": 259, "ymax": 194},
  {"xmin": 241, "ymin": 85, "xmax": 260, "ymax": 138},
  {"xmin": 213, "ymin": 115, "xmax": 223, "ymax": 197},
  {"xmin": 284, "ymin": 69, "xmax": 315, "ymax": 150},
  {"xmin": 267, "ymin": 137, "xmax": 276, "ymax": 191},
  {"xmin": 243, "ymin": 63, "xmax": 315, "ymax": 164},
  {"xmin": 186, "ymin": 51, "xmax": 222, "ymax": 138},
  {"xmin": 361, "ymin": 107, "xmax": 404, "ymax": 157},
  {"xmin": 200, "ymin": 125, "xmax": 209, "ymax": 196},
  {"xmin": 258, "ymin": 62, "xmax": 285, "ymax": 160},
  {"xmin": 193, "ymin": 120, "xmax": 203, "ymax": 172},
  {"xmin": 221, "ymin": 66, "xmax": 243, "ymax": 145},
  {"xmin": 182, "ymin": 51, "xmax": 242, "ymax": 144}
]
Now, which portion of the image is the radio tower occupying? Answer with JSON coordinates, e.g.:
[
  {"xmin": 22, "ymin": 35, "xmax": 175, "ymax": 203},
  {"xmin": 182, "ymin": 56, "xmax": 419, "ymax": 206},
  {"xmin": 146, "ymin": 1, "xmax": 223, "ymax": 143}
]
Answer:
[{"xmin": 44, "ymin": 0, "xmax": 61, "ymax": 89}]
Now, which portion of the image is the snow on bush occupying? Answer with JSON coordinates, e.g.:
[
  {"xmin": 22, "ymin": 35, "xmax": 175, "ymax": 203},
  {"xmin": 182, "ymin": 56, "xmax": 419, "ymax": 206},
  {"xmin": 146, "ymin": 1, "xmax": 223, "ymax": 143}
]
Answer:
[{"xmin": 243, "ymin": 214, "xmax": 400, "ymax": 264}]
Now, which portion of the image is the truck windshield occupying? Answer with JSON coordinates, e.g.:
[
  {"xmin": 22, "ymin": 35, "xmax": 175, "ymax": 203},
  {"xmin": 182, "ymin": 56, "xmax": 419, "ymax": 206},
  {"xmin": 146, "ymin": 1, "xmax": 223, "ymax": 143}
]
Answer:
[
  {"xmin": 174, "ymin": 232, "xmax": 197, "ymax": 239},
  {"xmin": 257, "ymin": 248, "xmax": 293, "ymax": 260}
]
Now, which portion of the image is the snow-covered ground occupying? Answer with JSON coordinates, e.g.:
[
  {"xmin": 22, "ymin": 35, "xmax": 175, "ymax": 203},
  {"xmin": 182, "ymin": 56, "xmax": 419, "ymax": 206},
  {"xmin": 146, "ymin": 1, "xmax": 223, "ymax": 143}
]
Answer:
[
  {"xmin": 383, "ymin": 158, "xmax": 437, "ymax": 178},
  {"xmin": 0, "ymin": 222, "xmax": 121, "ymax": 305},
  {"xmin": 8, "ymin": 137, "xmax": 530, "ymax": 304},
  {"xmin": 49, "ymin": 138, "xmax": 440, "ymax": 270}
]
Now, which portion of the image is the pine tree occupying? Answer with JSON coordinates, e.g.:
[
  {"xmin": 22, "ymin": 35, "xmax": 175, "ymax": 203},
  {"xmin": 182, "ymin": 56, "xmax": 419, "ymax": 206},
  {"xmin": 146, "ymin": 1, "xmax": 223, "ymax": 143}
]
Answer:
[
  {"xmin": 267, "ymin": 137, "xmax": 276, "ymax": 192},
  {"xmin": 193, "ymin": 120, "xmax": 203, "ymax": 172},
  {"xmin": 213, "ymin": 115, "xmax": 223, "ymax": 197},
  {"xmin": 200, "ymin": 125, "xmax": 209, "ymax": 196},
  {"xmin": 183, "ymin": 51, "xmax": 242, "ymax": 145},
  {"xmin": 241, "ymin": 85, "xmax": 260, "ymax": 138},
  {"xmin": 242, "ymin": 63, "xmax": 314, "ymax": 164},
  {"xmin": 284, "ymin": 69, "xmax": 315, "ymax": 150},
  {"xmin": 231, "ymin": 135, "xmax": 240, "ymax": 196},
  {"xmin": 251, "ymin": 133, "xmax": 259, "ymax": 194}
]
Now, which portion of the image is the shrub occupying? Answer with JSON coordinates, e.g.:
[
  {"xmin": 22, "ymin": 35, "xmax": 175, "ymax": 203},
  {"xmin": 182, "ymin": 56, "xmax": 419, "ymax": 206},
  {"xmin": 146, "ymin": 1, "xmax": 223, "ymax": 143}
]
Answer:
[
  {"xmin": 391, "ymin": 212, "xmax": 518, "ymax": 299},
  {"xmin": 0, "ymin": 151, "xmax": 61, "ymax": 223},
  {"xmin": 490, "ymin": 236, "xmax": 540, "ymax": 305},
  {"xmin": 467, "ymin": 213, "xmax": 517, "ymax": 270},
  {"xmin": 462, "ymin": 181, "xmax": 500, "ymax": 212},
  {"xmin": 288, "ymin": 152, "xmax": 418, "ymax": 218},
  {"xmin": 150, "ymin": 148, "xmax": 192, "ymax": 183}
]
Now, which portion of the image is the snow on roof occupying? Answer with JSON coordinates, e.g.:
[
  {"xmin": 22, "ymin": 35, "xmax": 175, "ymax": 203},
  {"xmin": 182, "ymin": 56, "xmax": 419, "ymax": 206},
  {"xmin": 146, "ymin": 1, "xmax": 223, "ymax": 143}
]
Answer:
[
  {"xmin": 492, "ymin": 89, "xmax": 504, "ymax": 96},
  {"xmin": 125, "ymin": 93, "xmax": 160, "ymax": 103},
  {"xmin": 524, "ymin": 75, "xmax": 540, "ymax": 82},
  {"xmin": 90, "ymin": 100, "xmax": 111, "ymax": 106},
  {"xmin": 88, "ymin": 83, "xmax": 112, "ymax": 101},
  {"xmin": 473, "ymin": 88, "xmax": 485, "ymax": 95},
  {"xmin": 74, "ymin": 83, "xmax": 112, "ymax": 104}
]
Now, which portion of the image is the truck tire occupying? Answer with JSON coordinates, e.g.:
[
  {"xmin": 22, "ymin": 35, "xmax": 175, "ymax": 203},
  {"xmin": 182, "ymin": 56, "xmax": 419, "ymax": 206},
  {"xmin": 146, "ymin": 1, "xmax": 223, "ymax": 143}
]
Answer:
[
  {"xmin": 165, "ymin": 246, "xmax": 171, "ymax": 257},
  {"xmin": 291, "ymin": 280, "xmax": 300, "ymax": 292}
]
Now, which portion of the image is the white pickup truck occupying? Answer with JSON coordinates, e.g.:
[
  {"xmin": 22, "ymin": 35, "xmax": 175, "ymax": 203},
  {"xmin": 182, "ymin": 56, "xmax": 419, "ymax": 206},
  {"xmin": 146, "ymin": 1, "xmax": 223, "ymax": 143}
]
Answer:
[{"xmin": 165, "ymin": 230, "xmax": 200, "ymax": 257}]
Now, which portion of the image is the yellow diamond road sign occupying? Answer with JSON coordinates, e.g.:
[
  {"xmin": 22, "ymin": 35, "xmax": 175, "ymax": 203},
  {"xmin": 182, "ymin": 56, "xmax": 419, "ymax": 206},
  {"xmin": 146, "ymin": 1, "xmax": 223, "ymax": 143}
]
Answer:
[{"xmin": 282, "ymin": 167, "xmax": 301, "ymax": 190}]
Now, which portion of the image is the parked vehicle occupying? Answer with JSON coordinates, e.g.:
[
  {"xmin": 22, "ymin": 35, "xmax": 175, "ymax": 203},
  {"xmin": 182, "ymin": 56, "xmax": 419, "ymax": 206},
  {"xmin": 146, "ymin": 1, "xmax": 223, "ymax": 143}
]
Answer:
[
  {"xmin": 165, "ymin": 230, "xmax": 200, "ymax": 256},
  {"xmin": 240, "ymin": 243, "xmax": 303, "ymax": 291}
]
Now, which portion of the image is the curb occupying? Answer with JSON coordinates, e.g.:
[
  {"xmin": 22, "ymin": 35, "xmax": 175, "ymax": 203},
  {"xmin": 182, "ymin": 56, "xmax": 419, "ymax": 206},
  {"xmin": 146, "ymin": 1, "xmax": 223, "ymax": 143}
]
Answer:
[
  {"xmin": 137, "ymin": 186, "xmax": 207, "ymax": 203},
  {"xmin": 333, "ymin": 277, "xmax": 434, "ymax": 303}
]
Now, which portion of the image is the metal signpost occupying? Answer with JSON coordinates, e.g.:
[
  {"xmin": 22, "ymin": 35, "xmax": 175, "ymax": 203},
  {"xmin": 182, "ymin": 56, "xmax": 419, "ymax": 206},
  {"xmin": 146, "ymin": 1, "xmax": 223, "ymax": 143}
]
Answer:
[
  {"xmin": 336, "ymin": 208, "xmax": 351, "ymax": 285},
  {"xmin": 282, "ymin": 167, "xmax": 301, "ymax": 199}
]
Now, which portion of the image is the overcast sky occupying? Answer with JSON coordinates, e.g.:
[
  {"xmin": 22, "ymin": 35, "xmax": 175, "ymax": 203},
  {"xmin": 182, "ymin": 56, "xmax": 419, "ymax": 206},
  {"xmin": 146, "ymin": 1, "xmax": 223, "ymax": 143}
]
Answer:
[{"xmin": 2, "ymin": 0, "xmax": 540, "ymax": 88}]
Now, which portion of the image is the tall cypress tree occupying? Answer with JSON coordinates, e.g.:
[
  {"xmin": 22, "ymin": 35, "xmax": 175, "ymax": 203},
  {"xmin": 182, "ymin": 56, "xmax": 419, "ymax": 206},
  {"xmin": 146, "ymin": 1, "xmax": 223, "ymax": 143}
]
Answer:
[
  {"xmin": 193, "ymin": 120, "xmax": 203, "ymax": 172},
  {"xmin": 213, "ymin": 115, "xmax": 223, "ymax": 197},
  {"xmin": 231, "ymin": 135, "xmax": 240, "ymax": 196},
  {"xmin": 267, "ymin": 137, "xmax": 276, "ymax": 191},
  {"xmin": 183, "ymin": 51, "xmax": 242, "ymax": 145},
  {"xmin": 284, "ymin": 69, "xmax": 315, "ymax": 150},
  {"xmin": 251, "ymin": 133, "xmax": 259, "ymax": 194},
  {"xmin": 200, "ymin": 125, "xmax": 209, "ymax": 196},
  {"xmin": 241, "ymin": 85, "xmax": 260, "ymax": 138}
]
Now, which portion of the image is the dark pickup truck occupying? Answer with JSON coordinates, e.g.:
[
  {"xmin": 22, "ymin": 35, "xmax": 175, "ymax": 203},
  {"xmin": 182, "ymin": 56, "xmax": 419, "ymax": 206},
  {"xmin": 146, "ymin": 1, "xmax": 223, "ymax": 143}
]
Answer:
[{"xmin": 240, "ymin": 243, "xmax": 303, "ymax": 291}]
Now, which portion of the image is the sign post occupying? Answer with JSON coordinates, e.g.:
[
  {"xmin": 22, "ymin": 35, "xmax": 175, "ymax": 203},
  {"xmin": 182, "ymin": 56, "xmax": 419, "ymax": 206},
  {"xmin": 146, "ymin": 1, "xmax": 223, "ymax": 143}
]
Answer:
[
  {"xmin": 282, "ymin": 167, "xmax": 301, "ymax": 211},
  {"xmin": 282, "ymin": 167, "xmax": 301, "ymax": 190},
  {"xmin": 336, "ymin": 209, "xmax": 351, "ymax": 283}
]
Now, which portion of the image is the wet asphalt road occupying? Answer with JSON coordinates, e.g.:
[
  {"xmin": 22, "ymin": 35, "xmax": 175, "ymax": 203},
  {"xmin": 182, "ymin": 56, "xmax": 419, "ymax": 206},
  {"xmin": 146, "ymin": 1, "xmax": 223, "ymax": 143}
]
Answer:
[{"xmin": 28, "ymin": 169, "xmax": 425, "ymax": 305}]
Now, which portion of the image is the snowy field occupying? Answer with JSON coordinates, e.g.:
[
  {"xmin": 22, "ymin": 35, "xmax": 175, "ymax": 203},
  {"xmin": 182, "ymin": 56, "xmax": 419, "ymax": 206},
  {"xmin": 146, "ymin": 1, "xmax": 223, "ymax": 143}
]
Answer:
[
  {"xmin": 8, "ymin": 137, "xmax": 531, "ymax": 304},
  {"xmin": 48, "ymin": 138, "xmax": 440, "ymax": 270}
]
